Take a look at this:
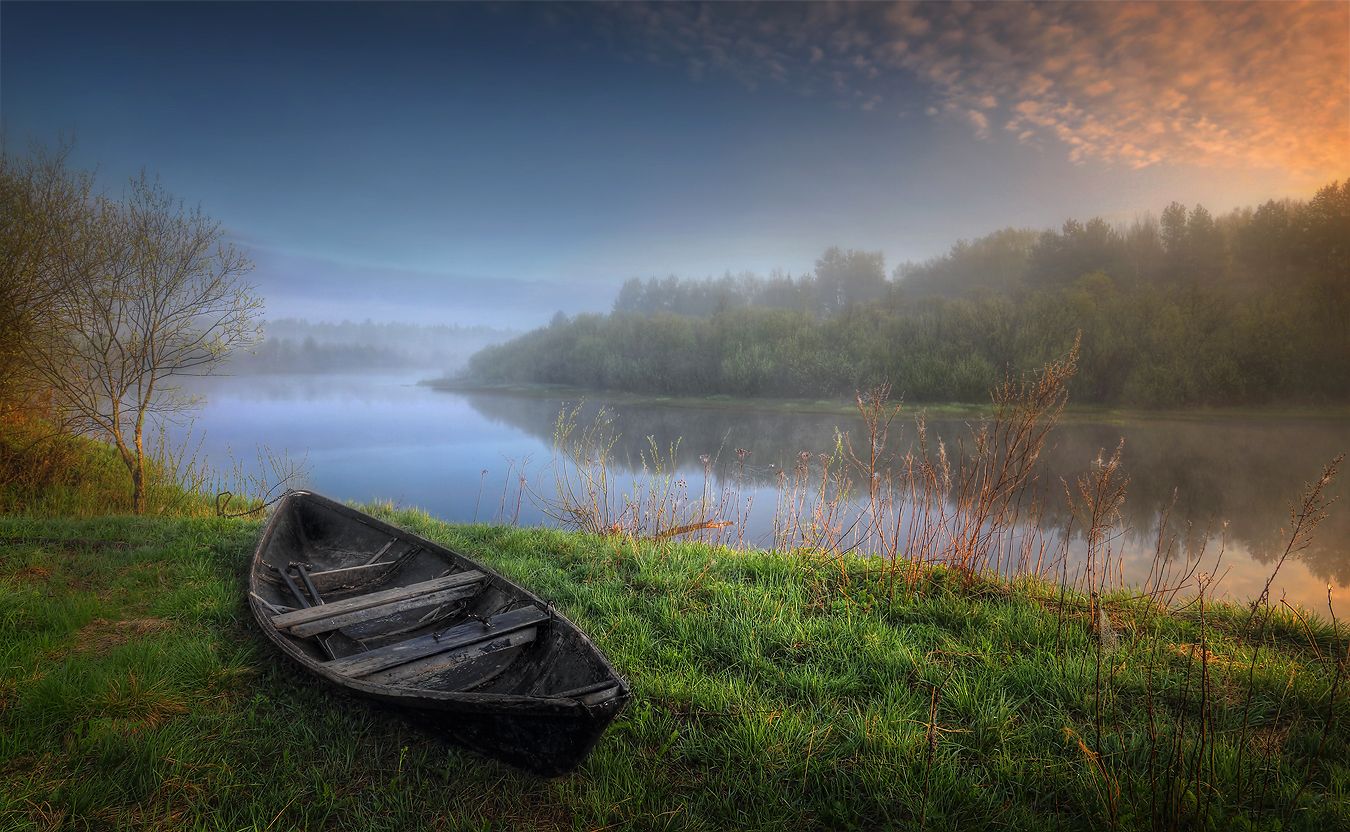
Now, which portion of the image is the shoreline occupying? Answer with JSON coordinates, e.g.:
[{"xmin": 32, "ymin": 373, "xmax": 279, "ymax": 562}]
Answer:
[{"xmin": 421, "ymin": 378, "xmax": 1350, "ymax": 424}]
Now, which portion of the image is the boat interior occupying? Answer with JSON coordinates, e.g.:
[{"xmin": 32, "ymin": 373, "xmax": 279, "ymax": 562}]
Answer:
[{"xmin": 252, "ymin": 495, "xmax": 619, "ymax": 701}]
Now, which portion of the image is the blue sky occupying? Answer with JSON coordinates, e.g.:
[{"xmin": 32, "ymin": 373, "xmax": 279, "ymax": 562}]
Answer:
[{"xmin": 3, "ymin": 2, "xmax": 1345, "ymax": 326}]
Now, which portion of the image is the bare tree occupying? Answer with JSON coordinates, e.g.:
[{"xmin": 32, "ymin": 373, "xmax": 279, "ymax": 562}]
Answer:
[
  {"xmin": 0, "ymin": 141, "xmax": 98, "ymax": 416},
  {"xmin": 24, "ymin": 173, "xmax": 262, "ymax": 512}
]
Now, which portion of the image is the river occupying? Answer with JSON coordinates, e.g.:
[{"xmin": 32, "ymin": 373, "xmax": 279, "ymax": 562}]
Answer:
[{"xmin": 170, "ymin": 372, "xmax": 1350, "ymax": 615}]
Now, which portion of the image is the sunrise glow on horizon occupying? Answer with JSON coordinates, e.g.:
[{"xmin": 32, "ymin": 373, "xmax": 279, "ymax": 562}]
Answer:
[{"xmin": 3, "ymin": 1, "xmax": 1346, "ymax": 324}]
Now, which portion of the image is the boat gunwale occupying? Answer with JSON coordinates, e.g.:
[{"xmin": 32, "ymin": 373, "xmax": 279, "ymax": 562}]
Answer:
[{"xmin": 248, "ymin": 489, "xmax": 630, "ymax": 714}]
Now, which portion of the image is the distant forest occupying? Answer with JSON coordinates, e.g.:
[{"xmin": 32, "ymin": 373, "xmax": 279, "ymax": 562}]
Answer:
[
  {"xmin": 467, "ymin": 181, "xmax": 1349, "ymax": 406},
  {"xmin": 230, "ymin": 319, "xmax": 516, "ymax": 375}
]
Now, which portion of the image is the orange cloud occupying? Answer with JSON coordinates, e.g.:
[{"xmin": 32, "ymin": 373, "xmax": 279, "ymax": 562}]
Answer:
[
  {"xmin": 893, "ymin": 1, "xmax": 1349, "ymax": 178},
  {"xmin": 609, "ymin": 1, "xmax": 1349, "ymax": 182}
]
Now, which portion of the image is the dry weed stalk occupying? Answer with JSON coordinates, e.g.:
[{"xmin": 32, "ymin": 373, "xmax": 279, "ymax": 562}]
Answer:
[
  {"xmin": 944, "ymin": 336, "xmax": 1079, "ymax": 577},
  {"xmin": 1065, "ymin": 725, "xmax": 1121, "ymax": 827},
  {"xmin": 771, "ymin": 439, "xmax": 855, "ymax": 556},
  {"xmin": 541, "ymin": 403, "xmax": 620, "ymax": 535},
  {"xmin": 209, "ymin": 439, "xmax": 308, "ymax": 517},
  {"xmin": 542, "ymin": 403, "xmax": 736, "ymax": 542},
  {"xmin": 1248, "ymin": 454, "xmax": 1343, "ymax": 625},
  {"xmin": 790, "ymin": 338, "xmax": 1084, "ymax": 595}
]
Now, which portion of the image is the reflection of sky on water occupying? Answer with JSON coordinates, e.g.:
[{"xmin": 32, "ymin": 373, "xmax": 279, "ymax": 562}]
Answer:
[
  {"xmin": 169, "ymin": 374, "xmax": 1349, "ymax": 616},
  {"xmin": 172, "ymin": 373, "xmax": 544, "ymax": 524}
]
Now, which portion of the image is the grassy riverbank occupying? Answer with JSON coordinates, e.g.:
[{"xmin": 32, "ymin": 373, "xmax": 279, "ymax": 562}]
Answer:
[
  {"xmin": 2, "ymin": 508, "xmax": 1347, "ymax": 830},
  {"xmin": 0, "ymin": 416, "xmax": 273, "ymax": 520},
  {"xmin": 0, "ymin": 419, "xmax": 210, "ymax": 519}
]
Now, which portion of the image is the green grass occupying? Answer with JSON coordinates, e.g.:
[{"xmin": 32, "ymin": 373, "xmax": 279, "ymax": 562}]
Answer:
[
  {"xmin": 1, "ymin": 509, "xmax": 1347, "ymax": 831},
  {"xmin": 0, "ymin": 417, "xmax": 252, "ymax": 519},
  {"xmin": 1, "ymin": 421, "xmax": 143, "ymax": 517}
]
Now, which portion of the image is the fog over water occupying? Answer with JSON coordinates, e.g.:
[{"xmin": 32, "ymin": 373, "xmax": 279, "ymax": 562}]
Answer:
[{"xmin": 170, "ymin": 372, "xmax": 1349, "ymax": 615}]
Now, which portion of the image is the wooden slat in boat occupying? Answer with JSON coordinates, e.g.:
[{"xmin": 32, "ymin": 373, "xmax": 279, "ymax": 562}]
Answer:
[
  {"xmin": 271, "ymin": 570, "xmax": 485, "ymax": 629},
  {"xmin": 308, "ymin": 540, "xmax": 401, "ymax": 577},
  {"xmin": 288, "ymin": 584, "xmax": 482, "ymax": 637},
  {"xmin": 364, "ymin": 627, "xmax": 539, "ymax": 687},
  {"xmin": 325, "ymin": 606, "xmax": 549, "ymax": 678}
]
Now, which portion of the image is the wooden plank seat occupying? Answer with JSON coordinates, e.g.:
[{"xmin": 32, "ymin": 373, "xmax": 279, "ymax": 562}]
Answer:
[
  {"xmin": 271, "ymin": 571, "xmax": 486, "ymax": 630},
  {"xmin": 288, "ymin": 584, "xmax": 482, "ymax": 638},
  {"xmin": 363, "ymin": 627, "xmax": 539, "ymax": 687},
  {"xmin": 324, "ymin": 606, "xmax": 549, "ymax": 679}
]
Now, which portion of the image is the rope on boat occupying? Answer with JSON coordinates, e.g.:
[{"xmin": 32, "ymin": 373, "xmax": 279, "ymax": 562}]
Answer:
[{"xmin": 215, "ymin": 489, "xmax": 290, "ymax": 518}]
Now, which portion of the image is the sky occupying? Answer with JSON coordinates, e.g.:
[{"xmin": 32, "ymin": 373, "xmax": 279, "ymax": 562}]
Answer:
[{"xmin": 3, "ymin": 1, "xmax": 1347, "ymax": 327}]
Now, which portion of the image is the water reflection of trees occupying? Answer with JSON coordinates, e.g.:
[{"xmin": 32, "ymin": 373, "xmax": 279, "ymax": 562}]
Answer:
[
  {"xmin": 1043, "ymin": 421, "xmax": 1350, "ymax": 584},
  {"xmin": 459, "ymin": 392, "xmax": 1349, "ymax": 583}
]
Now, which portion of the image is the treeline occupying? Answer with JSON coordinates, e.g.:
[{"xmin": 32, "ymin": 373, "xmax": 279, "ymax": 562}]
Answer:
[
  {"xmin": 229, "ymin": 337, "xmax": 409, "ymax": 374},
  {"xmin": 469, "ymin": 181, "xmax": 1350, "ymax": 406},
  {"xmin": 228, "ymin": 318, "xmax": 516, "ymax": 374}
]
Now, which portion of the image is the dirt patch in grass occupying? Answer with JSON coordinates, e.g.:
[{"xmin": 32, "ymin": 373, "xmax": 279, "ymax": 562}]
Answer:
[
  {"xmin": 22, "ymin": 799, "xmax": 68, "ymax": 832},
  {"xmin": 1250, "ymin": 722, "xmax": 1292, "ymax": 757},
  {"xmin": 1168, "ymin": 641, "xmax": 1250, "ymax": 672},
  {"xmin": 73, "ymin": 617, "xmax": 174, "ymax": 652},
  {"xmin": 9, "ymin": 565, "xmax": 52, "ymax": 583}
]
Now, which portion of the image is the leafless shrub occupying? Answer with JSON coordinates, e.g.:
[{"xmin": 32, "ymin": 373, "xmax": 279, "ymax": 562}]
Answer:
[
  {"xmin": 541, "ymin": 403, "xmax": 734, "ymax": 542},
  {"xmin": 210, "ymin": 439, "xmax": 310, "ymax": 517}
]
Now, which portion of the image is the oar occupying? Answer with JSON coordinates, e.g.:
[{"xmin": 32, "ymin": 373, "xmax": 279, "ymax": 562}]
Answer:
[
  {"xmin": 279, "ymin": 566, "xmax": 311, "ymax": 609},
  {"xmin": 283, "ymin": 562, "xmax": 337, "ymax": 659},
  {"xmin": 295, "ymin": 562, "xmax": 324, "ymax": 604}
]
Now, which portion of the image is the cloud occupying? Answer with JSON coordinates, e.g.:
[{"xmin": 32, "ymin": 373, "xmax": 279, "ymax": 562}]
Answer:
[
  {"xmin": 600, "ymin": 1, "xmax": 1349, "ymax": 180},
  {"xmin": 964, "ymin": 108, "xmax": 990, "ymax": 139}
]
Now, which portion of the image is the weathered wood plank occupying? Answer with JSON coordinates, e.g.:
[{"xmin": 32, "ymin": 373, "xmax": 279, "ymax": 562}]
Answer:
[
  {"xmin": 288, "ymin": 583, "xmax": 482, "ymax": 637},
  {"xmin": 249, "ymin": 592, "xmax": 295, "ymax": 616},
  {"xmin": 309, "ymin": 554, "xmax": 395, "ymax": 579},
  {"xmin": 324, "ymin": 606, "xmax": 548, "ymax": 678},
  {"xmin": 360, "ymin": 538, "xmax": 397, "ymax": 567},
  {"xmin": 270, "ymin": 570, "xmax": 485, "ymax": 629},
  {"xmin": 364, "ymin": 627, "xmax": 538, "ymax": 687}
]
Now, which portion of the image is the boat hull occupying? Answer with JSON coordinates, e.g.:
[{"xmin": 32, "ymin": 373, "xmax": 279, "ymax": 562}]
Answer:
[{"xmin": 247, "ymin": 490, "xmax": 629, "ymax": 776}]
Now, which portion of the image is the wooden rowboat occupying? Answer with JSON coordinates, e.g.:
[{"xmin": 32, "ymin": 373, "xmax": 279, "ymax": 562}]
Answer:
[{"xmin": 247, "ymin": 490, "xmax": 630, "ymax": 775}]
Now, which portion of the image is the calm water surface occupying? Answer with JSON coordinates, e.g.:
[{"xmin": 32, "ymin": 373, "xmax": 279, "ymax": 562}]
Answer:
[{"xmin": 173, "ymin": 373, "xmax": 1350, "ymax": 614}]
